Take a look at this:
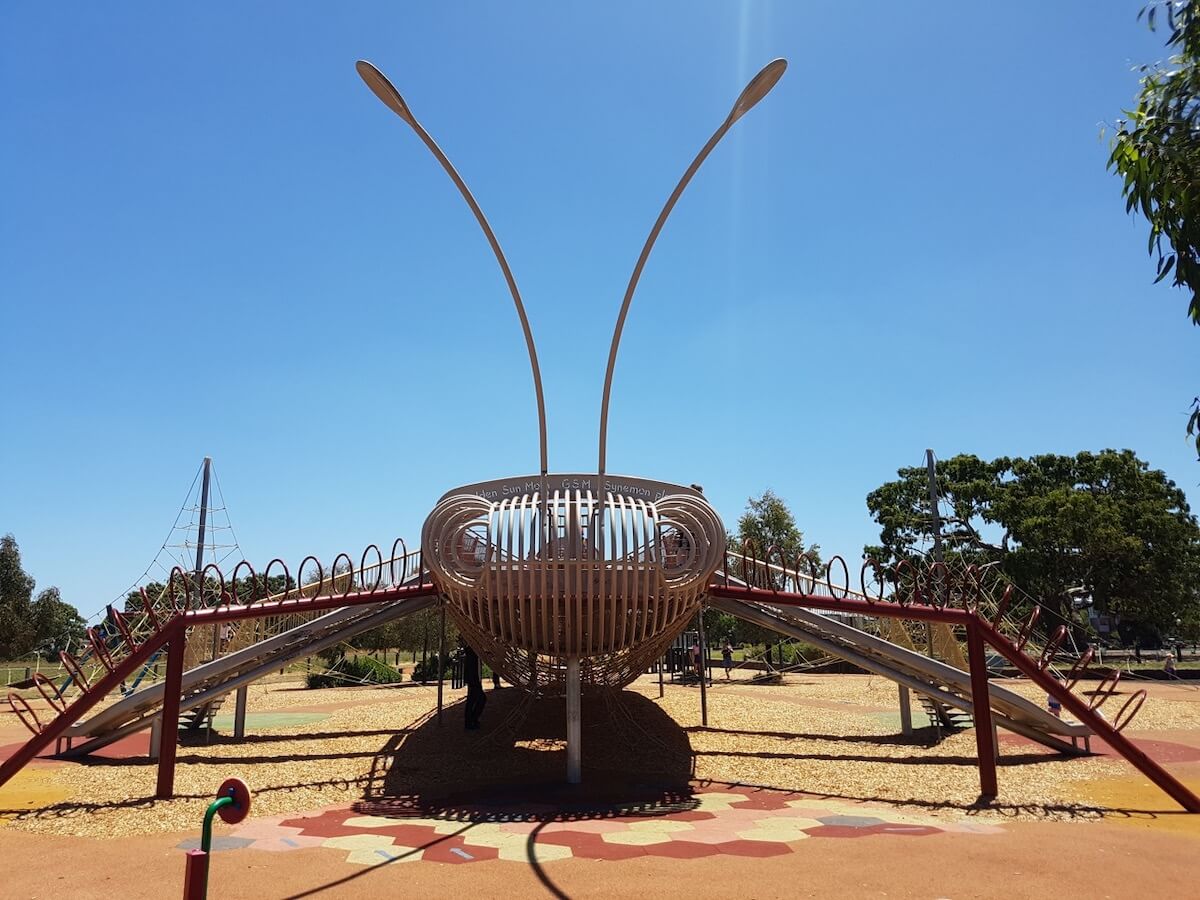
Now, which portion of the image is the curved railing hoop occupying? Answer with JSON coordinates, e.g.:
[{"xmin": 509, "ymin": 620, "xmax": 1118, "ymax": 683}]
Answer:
[
  {"xmin": 138, "ymin": 586, "xmax": 161, "ymax": 631},
  {"xmin": 167, "ymin": 565, "xmax": 192, "ymax": 612},
  {"xmin": 261, "ymin": 559, "xmax": 293, "ymax": 606},
  {"xmin": 926, "ymin": 561, "xmax": 949, "ymax": 608},
  {"xmin": 87, "ymin": 627, "xmax": 116, "ymax": 673},
  {"xmin": 230, "ymin": 560, "xmax": 261, "ymax": 605},
  {"xmin": 1089, "ymin": 669, "xmax": 1122, "ymax": 711},
  {"xmin": 298, "ymin": 555, "xmax": 325, "ymax": 599},
  {"xmin": 1015, "ymin": 606, "xmax": 1041, "ymax": 654},
  {"xmin": 826, "ymin": 555, "xmax": 849, "ymax": 600},
  {"xmin": 361, "ymin": 544, "xmax": 384, "ymax": 593},
  {"xmin": 7, "ymin": 693, "xmax": 43, "ymax": 735},
  {"xmin": 60, "ymin": 651, "xmax": 92, "ymax": 693},
  {"xmin": 200, "ymin": 563, "xmax": 227, "ymax": 608},
  {"xmin": 991, "ymin": 584, "xmax": 1014, "ymax": 630},
  {"xmin": 859, "ymin": 558, "xmax": 884, "ymax": 604},
  {"xmin": 331, "ymin": 553, "xmax": 356, "ymax": 599},
  {"xmin": 1065, "ymin": 647, "xmax": 1095, "ymax": 690},
  {"xmin": 893, "ymin": 560, "xmax": 917, "ymax": 607},
  {"xmin": 32, "ymin": 673, "xmax": 67, "ymax": 714},
  {"xmin": 391, "ymin": 538, "xmax": 410, "ymax": 587},
  {"xmin": 1113, "ymin": 689, "xmax": 1148, "ymax": 733},
  {"xmin": 1037, "ymin": 624, "xmax": 1068, "ymax": 671}
]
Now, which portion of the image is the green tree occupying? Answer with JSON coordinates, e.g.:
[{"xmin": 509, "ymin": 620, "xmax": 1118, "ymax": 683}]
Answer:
[
  {"xmin": 32, "ymin": 587, "xmax": 86, "ymax": 656},
  {"xmin": 866, "ymin": 450, "xmax": 1200, "ymax": 634},
  {"xmin": 733, "ymin": 489, "xmax": 821, "ymax": 567},
  {"xmin": 0, "ymin": 534, "xmax": 37, "ymax": 659},
  {"xmin": 727, "ymin": 490, "xmax": 821, "ymax": 645},
  {"xmin": 1109, "ymin": 2, "xmax": 1200, "ymax": 456},
  {"xmin": 1111, "ymin": 2, "xmax": 1200, "ymax": 324},
  {"xmin": 864, "ymin": 454, "xmax": 1005, "ymax": 567},
  {"xmin": 0, "ymin": 534, "xmax": 83, "ymax": 659}
]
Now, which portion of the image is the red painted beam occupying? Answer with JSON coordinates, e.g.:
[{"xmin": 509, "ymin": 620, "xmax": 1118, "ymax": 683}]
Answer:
[
  {"xmin": 976, "ymin": 619, "xmax": 1200, "ymax": 814},
  {"xmin": 706, "ymin": 583, "xmax": 973, "ymax": 625},
  {"xmin": 178, "ymin": 582, "xmax": 440, "ymax": 626},
  {"xmin": 0, "ymin": 620, "xmax": 182, "ymax": 790}
]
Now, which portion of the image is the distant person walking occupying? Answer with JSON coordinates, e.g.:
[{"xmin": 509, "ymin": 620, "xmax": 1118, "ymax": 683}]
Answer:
[{"xmin": 722, "ymin": 641, "xmax": 734, "ymax": 679}]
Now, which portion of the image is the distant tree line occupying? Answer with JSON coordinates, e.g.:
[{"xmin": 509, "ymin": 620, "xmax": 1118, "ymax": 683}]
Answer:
[{"xmin": 0, "ymin": 534, "xmax": 86, "ymax": 661}]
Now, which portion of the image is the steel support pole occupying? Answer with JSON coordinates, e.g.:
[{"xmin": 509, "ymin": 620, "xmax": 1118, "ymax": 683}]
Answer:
[
  {"xmin": 156, "ymin": 631, "xmax": 186, "ymax": 799},
  {"xmin": 566, "ymin": 656, "xmax": 581, "ymax": 784},
  {"xmin": 696, "ymin": 608, "xmax": 709, "ymax": 727},
  {"xmin": 658, "ymin": 654, "xmax": 664, "ymax": 699},
  {"xmin": 924, "ymin": 449, "xmax": 941, "ymax": 658},
  {"xmin": 233, "ymin": 685, "xmax": 248, "ymax": 740},
  {"xmin": 966, "ymin": 623, "xmax": 998, "ymax": 800},
  {"xmin": 436, "ymin": 599, "xmax": 446, "ymax": 725},
  {"xmin": 194, "ymin": 458, "xmax": 216, "ymax": 661},
  {"xmin": 898, "ymin": 685, "xmax": 913, "ymax": 736}
]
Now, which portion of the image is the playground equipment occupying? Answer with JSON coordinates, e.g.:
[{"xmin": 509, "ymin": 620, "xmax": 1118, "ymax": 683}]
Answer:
[
  {"xmin": 3, "ymin": 56, "xmax": 1198, "ymax": 816},
  {"xmin": 183, "ymin": 777, "xmax": 251, "ymax": 900}
]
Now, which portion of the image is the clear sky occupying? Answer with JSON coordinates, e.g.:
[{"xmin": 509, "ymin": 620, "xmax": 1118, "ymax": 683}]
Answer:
[{"xmin": 2, "ymin": 2, "xmax": 1197, "ymax": 622}]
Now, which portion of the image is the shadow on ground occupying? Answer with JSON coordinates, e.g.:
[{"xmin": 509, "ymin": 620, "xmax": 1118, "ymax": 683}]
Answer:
[{"xmin": 353, "ymin": 686, "xmax": 698, "ymax": 823}]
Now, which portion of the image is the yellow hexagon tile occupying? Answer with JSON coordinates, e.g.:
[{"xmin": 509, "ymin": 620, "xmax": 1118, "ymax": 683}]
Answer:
[
  {"xmin": 323, "ymin": 833, "xmax": 397, "ymax": 851},
  {"xmin": 344, "ymin": 845, "xmax": 423, "ymax": 866},
  {"xmin": 342, "ymin": 815, "xmax": 402, "ymax": 829},
  {"xmin": 460, "ymin": 824, "xmax": 531, "ymax": 850},
  {"xmin": 497, "ymin": 841, "xmax": 573, "ymax": 863},
  {"xmin": 691, "ymin": 792, "xmax": 742, "ymax": 811},
  {"xmin": 601, "ymin": 830, "xmax": 674, "ymax": 845}
]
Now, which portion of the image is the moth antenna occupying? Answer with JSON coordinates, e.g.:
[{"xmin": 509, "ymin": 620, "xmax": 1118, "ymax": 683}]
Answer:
[
  {"xmin": 596, "ymin": 59, "xmax": 787, "ymax": 486},
  {"xmin": 357, "ymin": 60, "xmax": 549, "ymax": 478}
]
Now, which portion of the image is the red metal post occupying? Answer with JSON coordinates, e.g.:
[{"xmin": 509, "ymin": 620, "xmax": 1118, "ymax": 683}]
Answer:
[
  {"xmin": 182, "ymin": 850, "xmax": 208, "ymax": 900},
  {"xmin": 976, "ymin": 619, "xmax": 1200, "ymax": 814},
  {"xmin": 705, "ymin": 583, "xmax": 973, "ymax": 626},
  {"xmin": 966, "ymin": 623, "xmax": 998, "ymax": 799},
  {"xmin": 157, "ymin": 630, "xmax": 186, "ymax": 799},
  {"xmin": 0, "ymin": 625, "xmax": 173, "ymax": 790}
]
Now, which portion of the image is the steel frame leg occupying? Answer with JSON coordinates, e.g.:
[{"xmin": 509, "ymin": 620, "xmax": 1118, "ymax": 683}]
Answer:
[
  {"xmin": 967, "ymin": 624, "xmax": 998, "ymax": 799},
  {"xmin": 156, "ymin": 631, "xmax": 185, "ymax": 799}
]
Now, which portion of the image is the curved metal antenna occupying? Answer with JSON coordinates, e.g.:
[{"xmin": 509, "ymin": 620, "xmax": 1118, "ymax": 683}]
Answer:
[
  {"xmin": 596, "ymin": 59, "xmax": 787, "ymax": 484},
  {"xmin": 357, "ymin": 60, "xmax": 549, "ymax": 477}
]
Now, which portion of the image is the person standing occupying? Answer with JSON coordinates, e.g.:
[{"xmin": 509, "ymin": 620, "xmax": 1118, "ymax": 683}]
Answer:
[
  {"xmin": 722, "ymin": 641, "xmax": 734, "ymax": 679},
  {"xmin": 462, "ymin": 642, "xmax": 487, "ymax": 729}
]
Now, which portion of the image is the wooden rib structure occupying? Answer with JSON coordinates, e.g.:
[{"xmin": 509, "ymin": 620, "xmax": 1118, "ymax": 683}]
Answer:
[{"xmin": 422, "ymin": 474, "xmax": 725, "ymax": 691}]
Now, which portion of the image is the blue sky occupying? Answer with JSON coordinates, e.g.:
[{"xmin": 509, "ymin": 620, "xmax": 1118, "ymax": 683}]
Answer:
[{"xmin": 2, "ymin": 2, "xmax": 1197, "ymax": 622}]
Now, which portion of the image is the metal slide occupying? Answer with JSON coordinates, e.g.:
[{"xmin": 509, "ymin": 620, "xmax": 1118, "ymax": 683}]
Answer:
[
  {"xmin": 62, "ymin": 592, "xmax": 438, "ymax": 755},
  {"xmin": 710, "ymin": 593, "xmax": 1093, "ymax": 753}
]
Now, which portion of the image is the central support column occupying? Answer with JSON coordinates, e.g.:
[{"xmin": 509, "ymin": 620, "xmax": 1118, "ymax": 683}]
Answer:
[{"xmin": 566, "ymin": 656, "xmax": 581, "ymax": 783}]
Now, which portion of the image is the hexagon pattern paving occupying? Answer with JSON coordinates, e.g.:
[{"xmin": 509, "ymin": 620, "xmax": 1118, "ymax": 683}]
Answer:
[{"xmin": 180, "ymin": 784, "xmax": 1003, "ymax": 865}]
